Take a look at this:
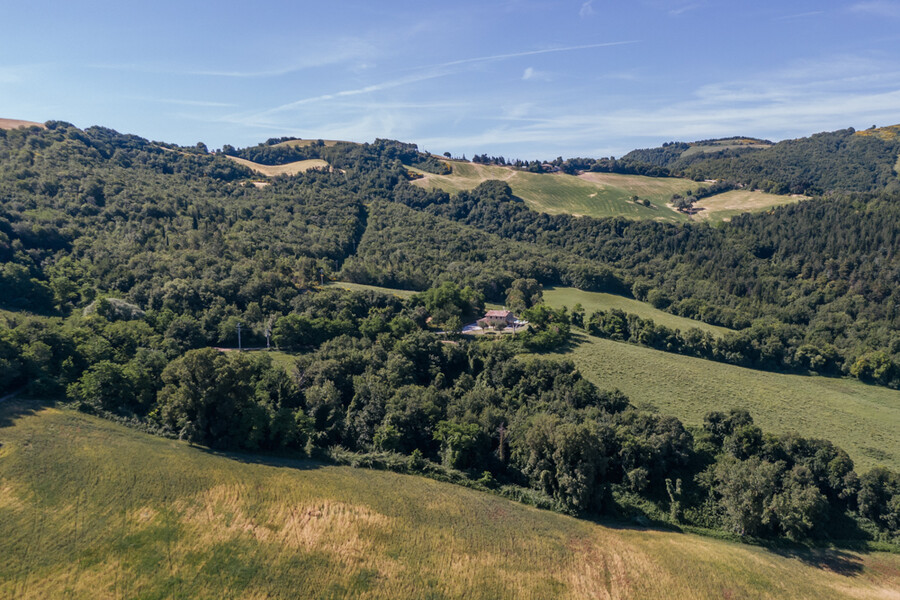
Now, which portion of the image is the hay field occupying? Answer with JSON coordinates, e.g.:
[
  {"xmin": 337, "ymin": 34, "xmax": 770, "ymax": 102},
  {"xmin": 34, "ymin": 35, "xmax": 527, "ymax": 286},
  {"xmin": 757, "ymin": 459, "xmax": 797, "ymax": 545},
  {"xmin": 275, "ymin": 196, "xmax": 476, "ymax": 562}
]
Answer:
[
  {"xmin": 0, "ymin": 119, "xmax": 44, "ymax": 130},
  {"xmin": 542, "ymin": 287, "xmax": 731, "ymax": 337},
  {"xmin": 226, "ymin": 155, "xmax": 330, "ymax": 177},
  {"xmin": 1, "ymin": 401, "xmax": 898, "ymax": 600},
  {"xmin": 412, "ymin": 163, "xmax": 703, "ymax": 222},
  {"xmin": 693, "ymin": 190, "xmax": 806, "ymax": 221},
  {"xmin": 551, "ymin": 333, "xmax": 900, "ymax": 472}
]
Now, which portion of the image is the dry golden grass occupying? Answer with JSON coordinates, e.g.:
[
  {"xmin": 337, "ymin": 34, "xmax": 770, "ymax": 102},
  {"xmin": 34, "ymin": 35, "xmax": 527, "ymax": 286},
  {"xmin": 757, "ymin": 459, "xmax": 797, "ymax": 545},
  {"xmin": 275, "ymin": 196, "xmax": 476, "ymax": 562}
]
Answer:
[
  {"xmin": 226, "ymin": 155, "xmax": 330, "ymax": 177},
  {"xmin": 274, "ymin": 139, "xmax": 344, "ymax": 148},
  {"xmin": 1, "ymin": 401, "xmax": 898, "ymax": 599},
  {"xmin": 855, "ymin": 125, "xmax": 900, "ymax": 141},
  {"xmin": 0, "ymin": 118, "xmax": 44, "ymax": 130},
  {"xmin": 693, "ymin": 189, "xmax": 806, "ymax": 221}
]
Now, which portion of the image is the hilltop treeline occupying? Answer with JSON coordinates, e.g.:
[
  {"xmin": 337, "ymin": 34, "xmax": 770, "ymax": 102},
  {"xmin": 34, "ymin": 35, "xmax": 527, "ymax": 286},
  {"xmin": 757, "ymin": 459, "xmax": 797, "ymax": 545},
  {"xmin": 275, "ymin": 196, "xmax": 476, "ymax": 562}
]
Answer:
[
  {"xmin": 224, "ymin": 137, "xmax": 450, "ymax": 174},
  {"xmin": 623, "ymin": 128, "xmax": 900, "ymax": 194}
]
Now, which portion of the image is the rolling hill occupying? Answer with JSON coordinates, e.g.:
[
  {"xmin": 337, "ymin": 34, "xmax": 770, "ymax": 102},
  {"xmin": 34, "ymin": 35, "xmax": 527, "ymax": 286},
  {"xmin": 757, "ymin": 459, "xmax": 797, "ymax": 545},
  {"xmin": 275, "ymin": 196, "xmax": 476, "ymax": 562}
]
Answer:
[
  {"xmin": 551, "ymin": 333, "xmax": 900, "ymax": 473},
  {"xmin": 411, "ymin": 161, "xmax": 801, "ymax": 222},
  {"xmin": 1, "ymin": 400, "xmax": 898, "ymax": 600}
]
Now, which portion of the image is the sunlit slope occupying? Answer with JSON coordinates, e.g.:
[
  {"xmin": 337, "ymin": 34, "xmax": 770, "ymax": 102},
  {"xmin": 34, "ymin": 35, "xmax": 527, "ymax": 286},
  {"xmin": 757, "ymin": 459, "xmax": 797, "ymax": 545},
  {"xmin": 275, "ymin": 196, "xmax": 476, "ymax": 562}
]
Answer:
[
  {"xmin": 552, "ymin": 334, "xmax": 900, "ymax": 472},
  {"xmin": 225, "ymin": 155, "xmax": 330, "ymax": 176},
  {"xmin": 543, "ymin": 287, "xmax": 731, "ymax": 337},
  {"xmin": 412, "ymin": 162, "xmax": 697, "ymax": 221},
  {"xmin": 1, "ymin": 402, "xmax": 898, "ymax": 599}
]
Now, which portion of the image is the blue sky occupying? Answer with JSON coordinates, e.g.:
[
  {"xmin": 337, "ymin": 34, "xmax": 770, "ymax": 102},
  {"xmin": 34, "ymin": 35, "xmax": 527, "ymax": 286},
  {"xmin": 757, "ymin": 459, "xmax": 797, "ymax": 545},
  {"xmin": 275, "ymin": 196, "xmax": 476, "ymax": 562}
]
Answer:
[{"xmin": 2, "ymin": 0, "xmax": 899, "ymax": 158}]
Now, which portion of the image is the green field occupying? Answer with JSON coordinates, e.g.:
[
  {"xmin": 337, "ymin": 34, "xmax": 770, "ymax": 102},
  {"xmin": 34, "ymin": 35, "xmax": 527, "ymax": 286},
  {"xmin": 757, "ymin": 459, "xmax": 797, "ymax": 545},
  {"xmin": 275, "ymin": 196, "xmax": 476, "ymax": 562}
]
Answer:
[
  {"xmin": 551, "ymin": 333, "xmax": 900, "ymax": 472},
  {"xmin": 1, "ymin": 401, "xmax": 898, "ymax": 600},
  {"xmin": 412, "ymin": 162, "xmax": 702, "ymax": 222},
  {"xmin": 411, "ymin": 162, "xmax": 801, "ymax": 223},
  {"xmin": 542, "ymin": 287, "xmax": 731, "ymax": 337}
]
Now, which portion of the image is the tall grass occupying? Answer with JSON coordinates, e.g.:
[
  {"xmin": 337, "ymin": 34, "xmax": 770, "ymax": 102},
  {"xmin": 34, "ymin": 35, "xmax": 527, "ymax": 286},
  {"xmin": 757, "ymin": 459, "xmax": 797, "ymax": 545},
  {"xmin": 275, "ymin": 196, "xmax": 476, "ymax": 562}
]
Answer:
[{"xmin": 0, "ymin": 401, "xmax": 898, "ymax": 599}]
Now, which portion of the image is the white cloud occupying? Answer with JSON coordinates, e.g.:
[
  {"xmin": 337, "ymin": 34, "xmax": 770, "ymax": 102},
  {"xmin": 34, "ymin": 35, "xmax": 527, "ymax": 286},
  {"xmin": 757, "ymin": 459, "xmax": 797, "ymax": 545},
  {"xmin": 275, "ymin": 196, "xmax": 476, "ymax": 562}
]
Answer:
[
  {"xmin": 579, "ymin": 1, "xmax": 595, "ymax": 17},
  {"xmin": 849, "ymin": 1, "xmax": 900, "ymax": 17}
]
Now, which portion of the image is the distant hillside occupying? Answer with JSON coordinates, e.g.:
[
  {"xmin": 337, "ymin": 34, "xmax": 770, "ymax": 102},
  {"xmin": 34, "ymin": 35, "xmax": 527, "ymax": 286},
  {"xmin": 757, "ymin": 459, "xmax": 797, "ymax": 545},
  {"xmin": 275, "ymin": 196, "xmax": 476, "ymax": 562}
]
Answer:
[
  {"xmin": 0, "ymin": 118, "xmax": 45, "ymax": 131},
  {"xmin": 623, "ymin": 137, "xmax": 772, "ymax": 167},
  {"xmin": 2, "ymin": 402, "xmax": 898, "ymax": 600},
  {"xmin": 624, "ymin": 127, "xmax": 900, "ymax": 195},
  {"xmin": 412, "ymin": 161, "xmax": 799, "ymax": 222}
]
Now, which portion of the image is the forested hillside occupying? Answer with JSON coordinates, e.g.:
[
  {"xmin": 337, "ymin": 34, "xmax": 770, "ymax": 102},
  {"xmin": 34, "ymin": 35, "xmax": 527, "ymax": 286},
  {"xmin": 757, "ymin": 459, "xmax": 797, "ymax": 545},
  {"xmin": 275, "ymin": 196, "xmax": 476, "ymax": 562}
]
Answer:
[
  {"xmin": 1, "ymin": 121, "xmax": 899, "ymax": 548},
  {"xmin": 623, "ymin": 128, "xmax": 900, "ymax": 195}
]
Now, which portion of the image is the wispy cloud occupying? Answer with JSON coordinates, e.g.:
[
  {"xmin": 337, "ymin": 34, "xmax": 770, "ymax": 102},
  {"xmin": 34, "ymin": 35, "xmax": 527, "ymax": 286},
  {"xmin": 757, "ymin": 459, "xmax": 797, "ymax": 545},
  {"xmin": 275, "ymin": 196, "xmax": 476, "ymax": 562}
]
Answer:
[
  {"xmin": 579, "ymin": 1, "xmax": 595, "ymax": 17},
  {"xmin": 849, "ymin": 1, "xmax": 900, "ymax": 17},
  {"xmin": 90, "ymin": 39, "xmax": 375, "ymax": 78},
  {"xmin": 522, "ymin": 66, "xmax": 550, "ymax": 81},
  {"xmin": 128, "ymin": 96, "xmax": 236, "ymax": 108},
  {"xmin": 415, "ymin": 54, "xmax": 900, "ymax": 156},
  {"xmin": 427, "ymin": 40, "xmax": 639, "ymax": 70},
  {"xmin": 669, "ymin": 3, "xmax": 703, "ymax": 16},
  {"xmin": 772, "ymin": 10, "xmax": 824, "ymax": 21}
]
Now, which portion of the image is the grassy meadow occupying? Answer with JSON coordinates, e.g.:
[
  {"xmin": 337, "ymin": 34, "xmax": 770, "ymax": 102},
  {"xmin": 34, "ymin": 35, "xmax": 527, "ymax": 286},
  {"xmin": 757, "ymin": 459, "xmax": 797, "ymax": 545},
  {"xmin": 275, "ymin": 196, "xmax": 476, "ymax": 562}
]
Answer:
[
  {"xmin": 550, "ymin": 333, "xmax": 900, "ymax": 473},
  {"xmin": 542, "ymin": 287, "xmax": 731, "ymax": 337},
  {"xmin": 225, "ymin": 155, "xmax": 330, "ymax": 177},
  {"xmin": 412, "ymin": 163, "xmax": 700, "ymax": 222},
  {"xmin": 1, "ymin": 401, "xmax": 899, "ymax": 600},
  {"xmin": 693, "ymin": 189, "xmax": 805, "ymax": 221},
  {"xmin": 411, "ymin": 162, "xmax": 801, "ymax": 223}
]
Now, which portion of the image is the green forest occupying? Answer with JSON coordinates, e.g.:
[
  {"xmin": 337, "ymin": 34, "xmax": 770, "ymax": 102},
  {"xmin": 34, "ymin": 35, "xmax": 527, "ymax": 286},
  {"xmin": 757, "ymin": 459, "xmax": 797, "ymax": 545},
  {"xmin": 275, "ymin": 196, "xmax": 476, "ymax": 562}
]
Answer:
[{"xmin": 1, "ymin": 121, "xmax": 899, "ymax": 547}]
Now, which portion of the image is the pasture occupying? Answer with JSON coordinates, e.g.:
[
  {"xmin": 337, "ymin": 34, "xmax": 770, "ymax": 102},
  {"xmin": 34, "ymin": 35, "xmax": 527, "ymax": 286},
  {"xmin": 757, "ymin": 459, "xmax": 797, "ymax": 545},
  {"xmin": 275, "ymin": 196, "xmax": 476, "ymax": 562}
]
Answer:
[
  {"xmin": 1, "ymin": 401, "xmax": 898, "ymax": 599},
  {"xmin": 693, "ymin": 190, "xmax": 806, "ymax": 221},
  {"xmin": 412, "ymin": 163, "xmax": 700, "ymax": 221},
  {"xmin": 542, "ymin": 287, "xmax": 731, "ymax": 337},
  {"xmin": 411, "ymin": 162, "xmax": 803, "ymax": 223},
  {"xmin": 226, "ymin": 155, "xmax": 330, "ymax": 177},
  {"xmin": 551, "ymin": 333, "xmax": 900, "ymax": 472},
  {"xmin": 0, "ymin": 119, "xmax": 44, "ymax": 130}
]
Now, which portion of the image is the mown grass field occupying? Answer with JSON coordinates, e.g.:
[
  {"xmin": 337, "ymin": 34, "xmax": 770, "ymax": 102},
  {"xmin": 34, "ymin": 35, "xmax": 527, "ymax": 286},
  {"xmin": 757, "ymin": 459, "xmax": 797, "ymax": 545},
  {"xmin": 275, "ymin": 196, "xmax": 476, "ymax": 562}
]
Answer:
[
  {"xmin": 1, "ymin": 401, "xmax": 899, "ymax": 600},
  {"xmin": 551, "ymin": 333, "xmax": 900, "ymax": 473},
  {"xmin": 226, "ymin": 155, "xmax": 330, "ymax": 177},
  {"xmin": 412, "ymin": 162, "xmax": 803, "ymax": 223},
  {"xmin": 412, "ymin": 163, "xmax": 700, "ymax": 222},
  {"xmin": 542, "ymin": 287, "xmax": 731, "ymax": 337},
  {"xmin": 693, "ymin": 190, "xmax": 806, "ymax": 222}
]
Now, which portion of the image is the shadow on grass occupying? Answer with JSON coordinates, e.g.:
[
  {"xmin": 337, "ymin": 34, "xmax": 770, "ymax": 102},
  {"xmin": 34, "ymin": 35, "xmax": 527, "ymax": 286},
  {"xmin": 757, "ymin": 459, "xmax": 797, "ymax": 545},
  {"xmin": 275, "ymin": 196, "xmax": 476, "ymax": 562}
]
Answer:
[
  {"xmin": 768, "ymin": 545, "xmax": 865, "ymax": 577},
  {"xmin": 195, "ymin": 446, "xmax": 325, "ymax": 472},
  {"xmin": 0, "ymin": 396, "xmax": 55, "ymax": 429}
]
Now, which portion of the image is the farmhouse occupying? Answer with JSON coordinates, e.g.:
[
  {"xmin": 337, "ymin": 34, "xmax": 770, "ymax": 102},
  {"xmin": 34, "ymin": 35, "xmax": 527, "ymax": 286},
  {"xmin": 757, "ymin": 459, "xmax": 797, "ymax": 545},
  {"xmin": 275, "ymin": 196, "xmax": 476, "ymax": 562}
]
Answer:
[{"xmin": 479, "ymin": 309, "xmax": 516, "ymax": 328}]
